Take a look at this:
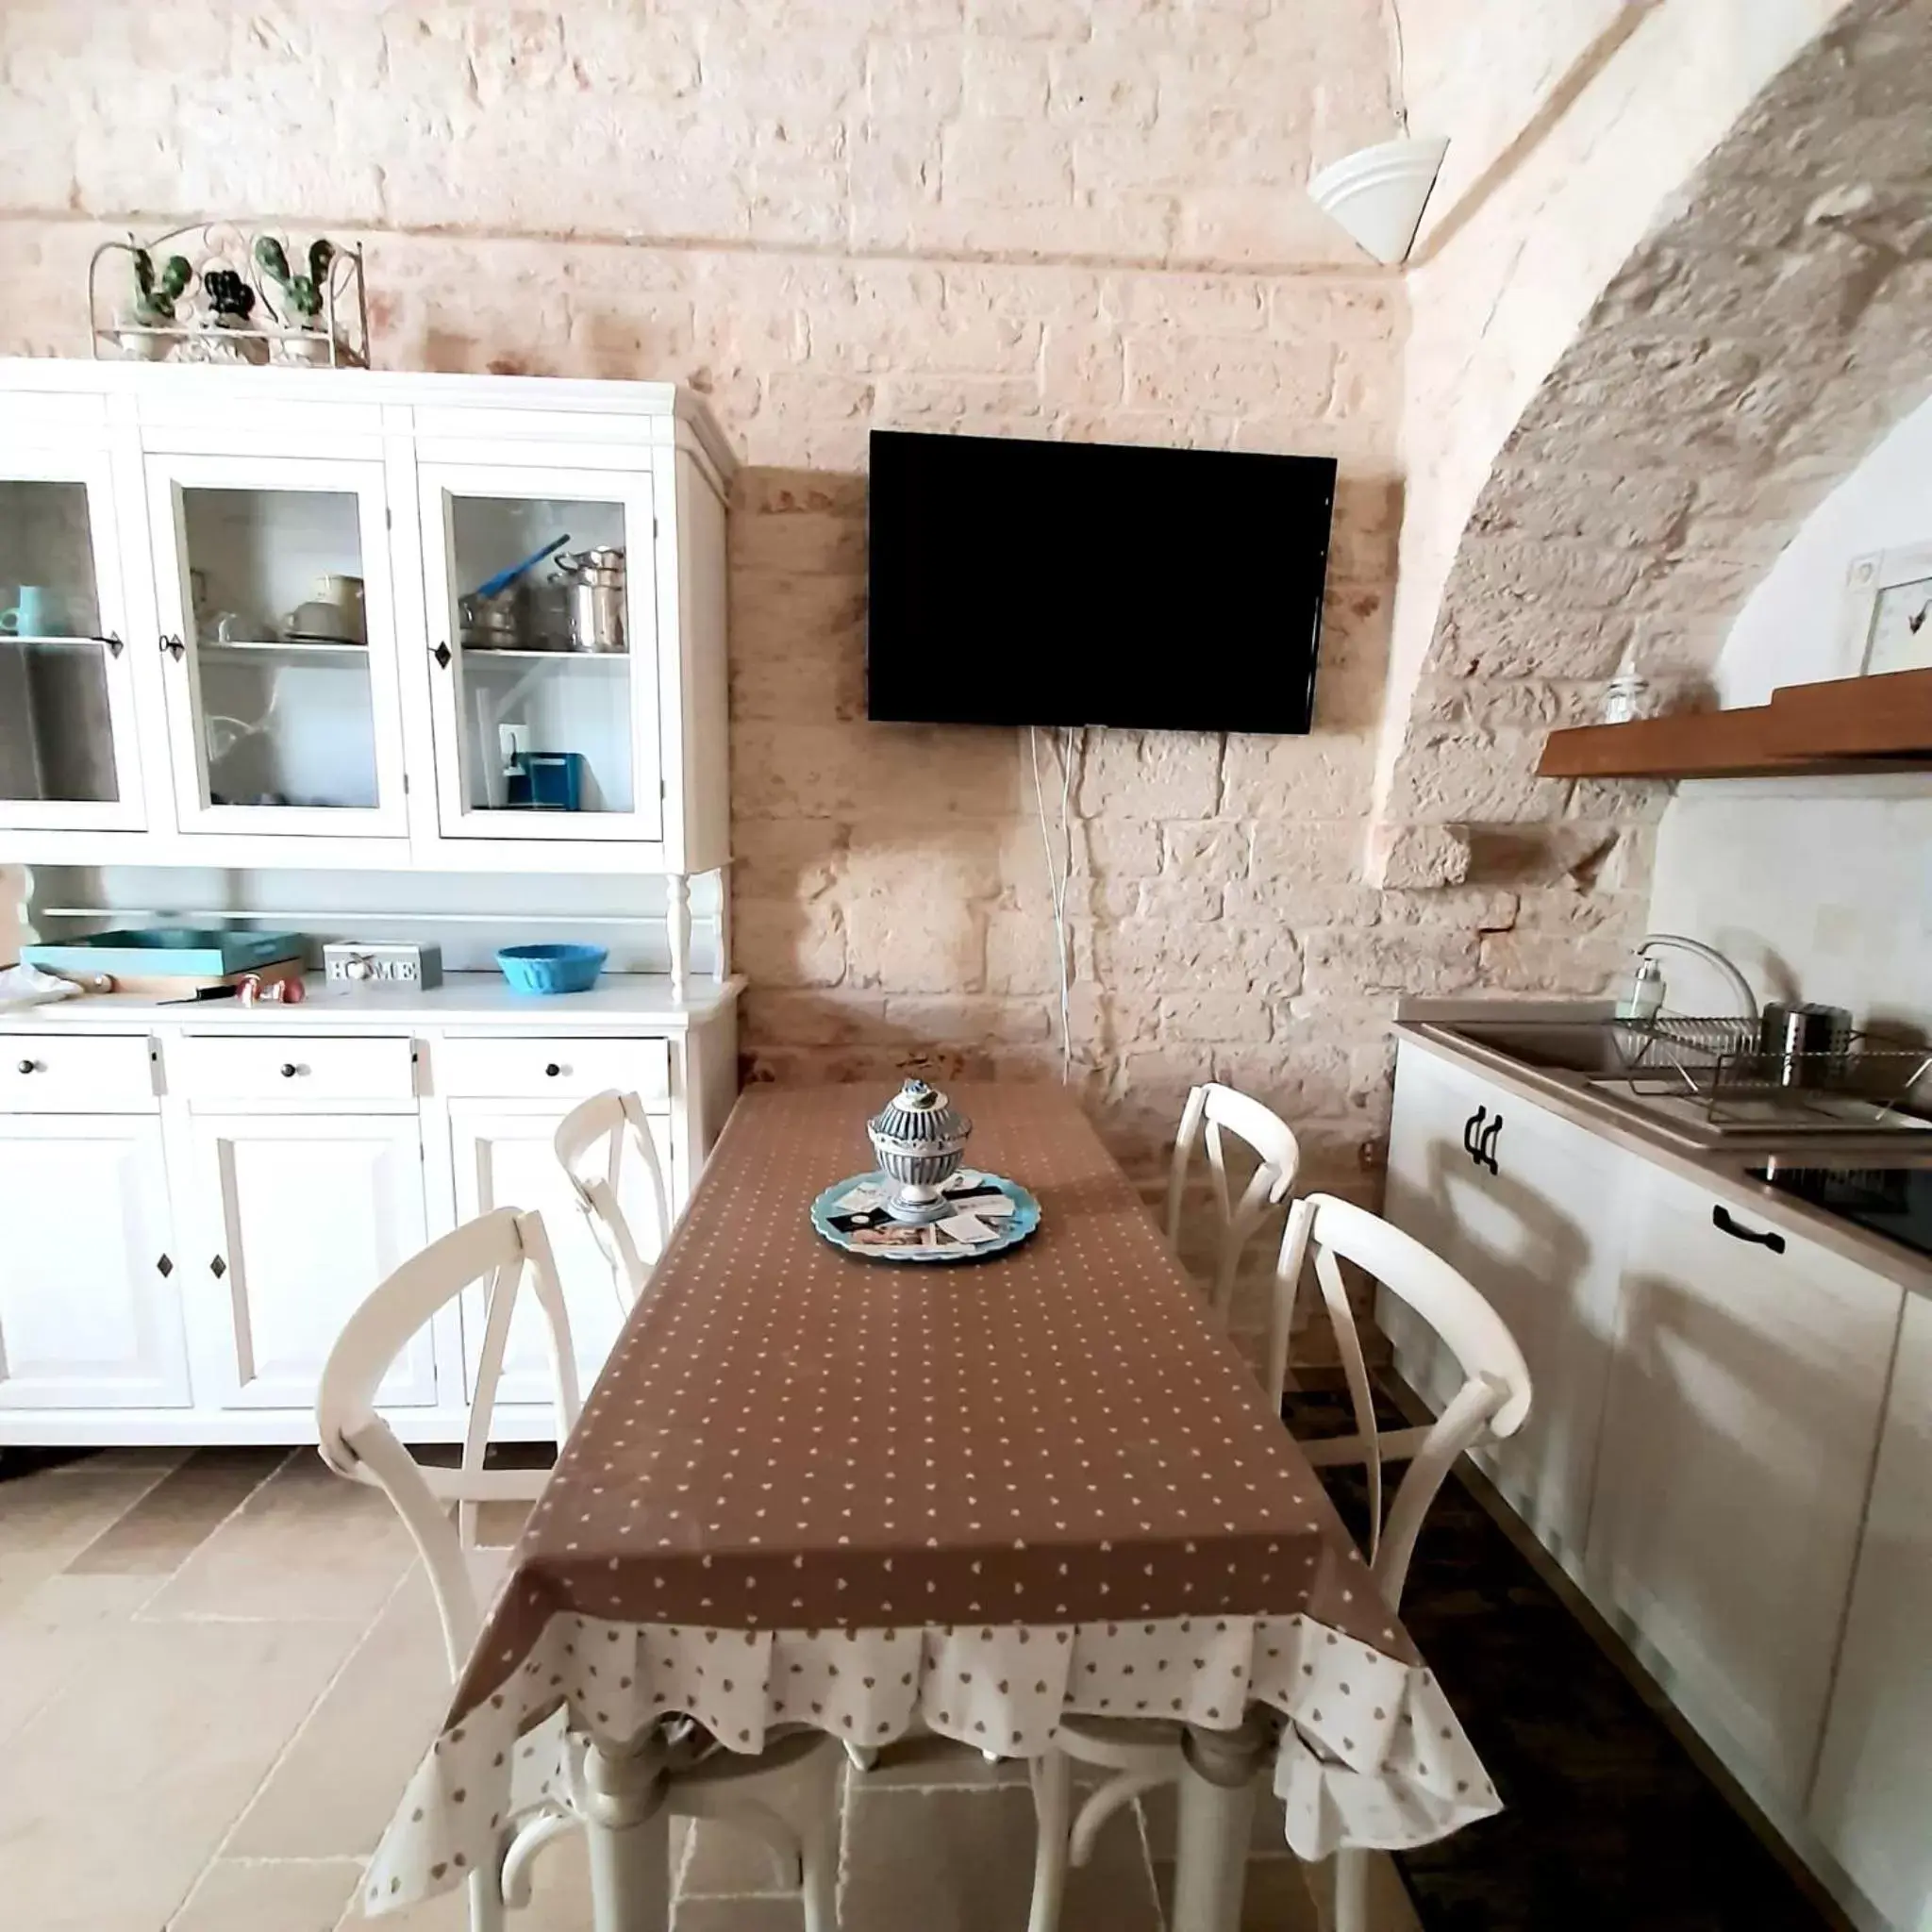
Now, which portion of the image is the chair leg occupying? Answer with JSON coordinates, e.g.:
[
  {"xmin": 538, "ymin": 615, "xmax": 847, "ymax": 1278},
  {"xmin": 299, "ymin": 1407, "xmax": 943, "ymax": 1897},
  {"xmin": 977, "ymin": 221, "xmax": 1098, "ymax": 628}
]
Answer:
[
  {"xmin": 1334, "ymin": 1846, "xmax": 1368, "ymax": 1932},
  {"xmin": 466, "ymin": 1862, "xmax": 507, "ymax": 1932},
  {"xmin": 1026, "ymin": 1749, "xmax": 1074, "ymax": 1932}
]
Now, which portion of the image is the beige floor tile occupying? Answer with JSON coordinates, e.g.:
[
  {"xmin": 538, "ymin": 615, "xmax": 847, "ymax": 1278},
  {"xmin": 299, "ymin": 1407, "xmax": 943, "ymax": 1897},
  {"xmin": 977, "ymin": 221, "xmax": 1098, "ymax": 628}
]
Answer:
[
  {"xmin": 0, "ymin": 1460, "xmax": 176, "ymax": 1607},
  {"xmin": 143, "ymin": 1453, "xmax": 418, "ymax": 1624},
  {"xmin": 857, "ymin": 1732, "xmax": 1028, "ymax": 1789},
  {"xmin": 228, "ymin": 1569, "xmax": 450, "ymax": 1859},
  {"xmin": 67, "ymin": 1447, "xmax": 284, "ymax": 1575},
  {"xmin": 841, "ymin": 1784, "xmax": 1159, "ymax": 1932},
  {"xmin": 171, "ymin": 1857, "xmax": 361, "ymax": 1932},
  {"xmin": 675, "ymin": 1900, "xmax": 805, "ymax": 1931},
  {"xmin": 1155, "ymin": 1853, "xmax": 1324, "ymax": 1931},
  {"xmin": 680, "ymin": 1815, "xmax": 803, "ymax": 1898},
  {"xmin": 0, "ymin": 1616, "xmax": 359, "ymax": 1932},
  {"xmin": 0, "ymin": 1572, "xmax": 161, "ymax": 1746}
]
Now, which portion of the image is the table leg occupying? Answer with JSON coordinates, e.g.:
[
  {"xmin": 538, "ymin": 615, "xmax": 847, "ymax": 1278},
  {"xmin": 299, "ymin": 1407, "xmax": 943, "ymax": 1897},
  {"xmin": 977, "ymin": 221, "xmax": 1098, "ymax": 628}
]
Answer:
[
  {"xmin": 1334, "ymin": 1846, "xmax": 1368, "ymax": 1932},
  {"xmin": 581, "ymin": 1731, "xmax": 673, "ymax": 1932},
  {"xmin": 1171, "ymin": 1715, "xmax": 1268, "ymax": 1932},
  {"xmin": 666, "ymin": 874, "xmax": 691, "ymax": 1001}
]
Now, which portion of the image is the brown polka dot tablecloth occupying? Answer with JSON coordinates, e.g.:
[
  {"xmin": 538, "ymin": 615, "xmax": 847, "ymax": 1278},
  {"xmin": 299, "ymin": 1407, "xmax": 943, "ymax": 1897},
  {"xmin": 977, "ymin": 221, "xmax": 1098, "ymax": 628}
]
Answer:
[{"xmin": 366, "ymin": 1085, "xmax": 1498, "ymax": 1915}]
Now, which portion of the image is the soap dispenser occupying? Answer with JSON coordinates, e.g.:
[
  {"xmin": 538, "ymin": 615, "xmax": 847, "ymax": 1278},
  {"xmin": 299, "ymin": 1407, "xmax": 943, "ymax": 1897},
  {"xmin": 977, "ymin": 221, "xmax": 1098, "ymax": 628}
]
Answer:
[{"xmin": 1617, "ymin": 954, "xmax": 1666, "ymax": 1024}]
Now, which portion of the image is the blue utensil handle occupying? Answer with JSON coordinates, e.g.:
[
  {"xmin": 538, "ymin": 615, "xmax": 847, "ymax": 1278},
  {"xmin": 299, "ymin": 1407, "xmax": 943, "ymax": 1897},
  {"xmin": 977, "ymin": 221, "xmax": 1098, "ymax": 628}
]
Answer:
[{"xmin": 473, "ymin": 533, "xmax": 570, "ymax": 602}]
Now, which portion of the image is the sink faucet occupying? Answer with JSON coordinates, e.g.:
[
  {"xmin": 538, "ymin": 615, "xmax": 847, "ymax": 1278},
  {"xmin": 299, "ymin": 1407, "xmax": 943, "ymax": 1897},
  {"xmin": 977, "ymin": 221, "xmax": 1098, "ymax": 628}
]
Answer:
[{"xmin": 1633, "ymin": 934, "xmax": 1758, "ymax": 1025}]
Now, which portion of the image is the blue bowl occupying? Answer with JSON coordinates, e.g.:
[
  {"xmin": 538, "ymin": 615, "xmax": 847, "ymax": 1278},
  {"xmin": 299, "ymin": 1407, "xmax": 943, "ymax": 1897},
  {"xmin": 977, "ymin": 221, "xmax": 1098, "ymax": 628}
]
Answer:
[{"xmin": 496, "ymin": 943, "xmax": 608, "ymax": 995}]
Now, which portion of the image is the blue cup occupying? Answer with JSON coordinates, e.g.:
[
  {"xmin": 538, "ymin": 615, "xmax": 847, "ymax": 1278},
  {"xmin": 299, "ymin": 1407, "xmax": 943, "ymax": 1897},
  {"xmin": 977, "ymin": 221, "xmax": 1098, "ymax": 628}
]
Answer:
[{"xmin": 0, "ymin": 587, "xmax": 72, "ymax": 639}]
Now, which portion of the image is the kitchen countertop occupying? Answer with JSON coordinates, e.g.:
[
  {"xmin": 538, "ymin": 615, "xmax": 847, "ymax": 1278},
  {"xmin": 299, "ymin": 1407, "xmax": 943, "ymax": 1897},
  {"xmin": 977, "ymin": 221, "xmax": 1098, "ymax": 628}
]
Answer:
[
  {"xmin": 1396, "ymin": 999, "xmax": 1932, "ymax": 1299},
  {"xmin": 0, "ymin": 971, "xmax": 745, "ymax": 1031}
]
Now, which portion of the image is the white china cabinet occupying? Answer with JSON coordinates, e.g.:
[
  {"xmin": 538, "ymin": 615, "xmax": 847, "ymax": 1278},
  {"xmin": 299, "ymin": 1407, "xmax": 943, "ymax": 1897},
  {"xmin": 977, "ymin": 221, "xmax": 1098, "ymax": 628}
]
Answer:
[{"xmin": 0, "ymin": 361, "xmax": 733, "ymax": 976}]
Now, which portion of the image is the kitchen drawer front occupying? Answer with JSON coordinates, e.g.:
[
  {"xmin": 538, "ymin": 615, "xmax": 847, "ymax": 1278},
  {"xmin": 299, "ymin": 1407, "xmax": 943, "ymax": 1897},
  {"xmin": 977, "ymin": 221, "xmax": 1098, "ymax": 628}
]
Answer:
[
  {"xmin": 434, "ymin": 1036, "xmax": 671, "ymax": 1103},
  {"xmin": 171, "ymin": 1034, "xmax": 417, "ymax": 1104},
  {"xmin": 0, "ymin": 1035, "xmax": 157, "ymax": 1112}
]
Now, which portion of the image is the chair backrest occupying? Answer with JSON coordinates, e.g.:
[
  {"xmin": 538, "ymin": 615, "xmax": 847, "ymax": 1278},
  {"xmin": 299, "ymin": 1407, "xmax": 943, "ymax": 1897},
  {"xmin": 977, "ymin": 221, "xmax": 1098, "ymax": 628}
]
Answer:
[
  {"xmin": 1163, "ymin": 1082, "xmax": 1302, "ymax": 1324},
  {"xmin": 1268, "ymin": 1192, "xmax": 1531, "ymax": 1611},
  {"xmin": 315, "ymin": 1206, "xmax": 580, "ymax": 1677},
  {"xmin": 553, "ymin": 1089, "xmax": 672, "ymax": 1307}
]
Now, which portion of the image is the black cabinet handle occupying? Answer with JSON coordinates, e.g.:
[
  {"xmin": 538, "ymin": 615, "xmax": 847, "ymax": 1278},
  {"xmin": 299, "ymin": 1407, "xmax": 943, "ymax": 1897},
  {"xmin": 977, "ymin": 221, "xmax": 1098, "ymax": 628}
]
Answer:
[
  {"xmin": 1461, "ymin": 1107, "xmax": 1501, "ymax": 1175},
  {"xmin": 432, "ymin": 641, "xmax": 452, "ymax": 670},
  {"xmin": 209, "ymin": 1255, "xmax": 227, "ymax": 1278},
  {"xmin": 100, "ymin": 632, "xmax": 124, "ymax": 658},
  {"xmin": 16, "ymin": 1058, "xmax": 37, "ymax": 1075},
  {"xmin": 160, "ymin": 633, "xmax": 185, "ymax": 660},
  {"xmin": 156, "ymin": 1254, "xmax": 173, "ymax": 1278},
  {"xmin": 279, "ymin": 1061, "xmax": 301, "ymax": 1078},
  {"xmin": 1713, "ymin": 1205, "xmax": 1785, "ymax": 1253},
  {"xmin": 544, "ymin": 1061, "xmax": 562, "ymax": 1077}
]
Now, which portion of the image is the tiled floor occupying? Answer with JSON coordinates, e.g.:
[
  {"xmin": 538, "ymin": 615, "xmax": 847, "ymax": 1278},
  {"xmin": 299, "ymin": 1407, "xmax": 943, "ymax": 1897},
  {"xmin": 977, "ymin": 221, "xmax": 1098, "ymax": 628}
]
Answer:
[{"xmin": 0, "ymin": 1447, "xmax": 1423, "ymax": 1932}]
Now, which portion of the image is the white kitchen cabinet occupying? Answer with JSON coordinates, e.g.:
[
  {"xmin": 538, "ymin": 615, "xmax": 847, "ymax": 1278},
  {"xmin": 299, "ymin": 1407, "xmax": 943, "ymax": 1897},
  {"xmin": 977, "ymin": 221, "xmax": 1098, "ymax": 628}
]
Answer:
[
  {"xmin": 1383, "ymin": 1041, "xmax": 1631, "ymax": 1570},
  {"xmin": 0, "ymin": 1117, "xmax": 189, "ymax": 1408},
  {"xmin": 0, "ymin": 361, "xmax": 734, "ymax": 910},
  {"xmin": 1807, "ymin": 1291, "xmax": 1932, "ymax": 1930},
  {"xmin": 180, "ymin": 1112, "xmax": 435, "ymax": 1412},
  {"xmin": 447, "ymin": 1101, "xmax": 673, "ymax": 1407},
  {"xmin": 0, "ymin": 447, "xmax": 148, "ymax": 833},
  {"xmin": 1585, "ymin": 1158, "xmax": 1904, "ymax": 1807}
]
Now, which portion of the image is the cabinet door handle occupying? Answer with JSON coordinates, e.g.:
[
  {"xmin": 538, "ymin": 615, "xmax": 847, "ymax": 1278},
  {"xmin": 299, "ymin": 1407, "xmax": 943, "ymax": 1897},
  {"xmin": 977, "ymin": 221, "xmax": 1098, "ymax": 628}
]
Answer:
[
  {"xmin": 156, "ymin": 1254, "xmax": 174, "ymax": 1278},
  {"xmin": 544, "ymin": 1061, "xmax": 563, "ymax": 1078},
  {"xmin": 432, "ymin": 641, "xmax": 452, "ymax": 670},
  {"xmin": 209, "ymin": 1255, "xmax": 227, "ymax": 1278},
  {"xmin": 160, "ymin": 633, "xmax": 185, "ymax": 661},
  {"xmin": 1712, "ymin": 1205, "xmax": 1785, "ymax": 1253},
  {"xmin": 1462, "ymin": 1107, "xmax": 1485, "ymax": 1161},
  {"xmin": 99, "ymin": 632, "xmax": 124, "ymax": 658},
  {"xmin": 16, "ymin": 1058, "xmax": 39, "ymax": 1074},
  {"xmin": 1476, "ymin": 1113, "xmax": 1503, "ymax": 1176},
  {"xmin": 280, "ymin": 1061, "xmax": 302, "ymax": 1078}
]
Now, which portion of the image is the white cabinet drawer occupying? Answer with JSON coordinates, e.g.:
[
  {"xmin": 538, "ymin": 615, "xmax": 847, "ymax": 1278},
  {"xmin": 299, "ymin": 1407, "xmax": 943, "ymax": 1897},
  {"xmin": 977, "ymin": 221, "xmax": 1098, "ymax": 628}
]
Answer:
[
  {"xmin": 0, "ymin": 1035, "xmax": 157, "ymax": 1112},
  {"xmin": 434, "ymin": 1036, "xmax": 670, "ymax": 1102},
  {"xmin": 171, "ymin": 1034, "xmax": 417, "ymax": 1104}
]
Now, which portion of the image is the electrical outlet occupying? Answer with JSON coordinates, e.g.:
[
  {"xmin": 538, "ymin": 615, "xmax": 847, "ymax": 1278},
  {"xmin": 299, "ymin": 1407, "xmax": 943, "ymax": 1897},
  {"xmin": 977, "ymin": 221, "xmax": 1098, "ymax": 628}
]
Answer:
[{"xmin": 499, "ymin": 723, "xmax": 531, "ymax": 766}]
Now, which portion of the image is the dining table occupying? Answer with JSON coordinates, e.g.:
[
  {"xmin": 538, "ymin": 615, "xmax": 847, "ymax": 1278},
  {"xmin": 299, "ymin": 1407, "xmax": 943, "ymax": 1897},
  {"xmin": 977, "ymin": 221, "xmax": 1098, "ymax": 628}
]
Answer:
[{"xmin": 364, "ymin": 1081, "xmax": 1500, "ymax": 1930}]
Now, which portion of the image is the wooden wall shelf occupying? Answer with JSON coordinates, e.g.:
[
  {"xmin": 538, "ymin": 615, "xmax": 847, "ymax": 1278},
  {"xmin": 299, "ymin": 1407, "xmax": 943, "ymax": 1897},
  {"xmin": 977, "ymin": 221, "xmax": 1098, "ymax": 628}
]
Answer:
[{"xmin": 1539, "ymin": 668, "xmax": 1932, "ymax": 780}]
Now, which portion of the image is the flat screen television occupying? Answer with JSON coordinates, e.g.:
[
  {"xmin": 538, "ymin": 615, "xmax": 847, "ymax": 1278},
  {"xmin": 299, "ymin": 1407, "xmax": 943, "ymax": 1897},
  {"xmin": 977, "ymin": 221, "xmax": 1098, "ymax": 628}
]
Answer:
[{"xmin": 866, "ymin": 429, "xmax": 1337, "ymax": 733}]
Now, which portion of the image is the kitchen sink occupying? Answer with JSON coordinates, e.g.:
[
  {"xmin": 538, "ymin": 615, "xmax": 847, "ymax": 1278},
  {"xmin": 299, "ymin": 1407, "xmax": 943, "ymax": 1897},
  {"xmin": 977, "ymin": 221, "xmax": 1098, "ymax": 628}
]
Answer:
[{"xmin": 1426, "ymin": 1015, "xmax": 1932, "ymax": 1149}]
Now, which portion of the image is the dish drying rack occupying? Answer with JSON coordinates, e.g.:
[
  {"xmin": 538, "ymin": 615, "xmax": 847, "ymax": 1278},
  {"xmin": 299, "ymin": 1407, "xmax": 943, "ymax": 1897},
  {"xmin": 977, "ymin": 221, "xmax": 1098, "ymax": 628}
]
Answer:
[{"xmin": 1609, "ymin": 1016, "xmax": 1932, "ymax": 1130}]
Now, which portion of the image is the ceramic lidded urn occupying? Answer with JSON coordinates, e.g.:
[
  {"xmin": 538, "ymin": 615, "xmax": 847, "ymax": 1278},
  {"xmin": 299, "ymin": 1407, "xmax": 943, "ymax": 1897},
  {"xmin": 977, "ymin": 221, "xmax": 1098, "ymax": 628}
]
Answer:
[{"xmin": 867, "ymin": 1078, "xmax": 973, "ymax": 1223}]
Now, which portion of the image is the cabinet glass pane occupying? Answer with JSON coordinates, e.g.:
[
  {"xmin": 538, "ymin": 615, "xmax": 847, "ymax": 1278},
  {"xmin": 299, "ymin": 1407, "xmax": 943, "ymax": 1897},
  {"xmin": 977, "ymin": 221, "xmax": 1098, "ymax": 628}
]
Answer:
[
  {"xmin": 181, "ymin": 487, "xmax": 377, "ymax": 810},
  {"xmin": 0, "ymin": 481, "xmax": 115, "ymax": 803},
  {"xmin": 448, "ymin": 494, "xmax": 634, "ymax": 816}
]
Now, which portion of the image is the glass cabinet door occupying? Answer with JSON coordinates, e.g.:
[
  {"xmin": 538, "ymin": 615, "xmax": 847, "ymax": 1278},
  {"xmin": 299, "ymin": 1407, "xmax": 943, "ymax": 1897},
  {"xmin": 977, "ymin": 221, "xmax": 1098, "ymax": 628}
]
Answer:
[
  {"xmin": 145, "ymin": 454, "xmax": 408, "ymax": 838},
  {"xmin": 418, "ymin": 463, "xmax": 661, "ymax": 843},
  {"xmin": 0, "ymin": 455, "xmax": 145, "ymax": 830}
]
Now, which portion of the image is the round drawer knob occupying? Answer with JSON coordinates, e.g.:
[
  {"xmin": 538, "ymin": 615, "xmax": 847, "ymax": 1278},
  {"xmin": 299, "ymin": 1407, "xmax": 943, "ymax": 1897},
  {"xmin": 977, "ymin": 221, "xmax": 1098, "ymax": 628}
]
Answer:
[
  {"xmin": 544, "ymin": 1062, "xmax": 562, "ymax": 1078},
  {"xmin": 280, "ymin": 1062, "xmax": 301, "ymax": 1078},
  {"xmin": 16, "ymin": 1058, "xmax": 38, "ymax": 1075}
]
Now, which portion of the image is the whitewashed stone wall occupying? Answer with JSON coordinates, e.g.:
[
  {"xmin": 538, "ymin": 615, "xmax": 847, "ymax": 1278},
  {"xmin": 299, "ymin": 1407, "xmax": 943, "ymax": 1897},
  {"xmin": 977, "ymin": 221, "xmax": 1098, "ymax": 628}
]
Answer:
[{"xmin": 0, "ymin": 0, "xmax": 1409, "ymax": 1213}]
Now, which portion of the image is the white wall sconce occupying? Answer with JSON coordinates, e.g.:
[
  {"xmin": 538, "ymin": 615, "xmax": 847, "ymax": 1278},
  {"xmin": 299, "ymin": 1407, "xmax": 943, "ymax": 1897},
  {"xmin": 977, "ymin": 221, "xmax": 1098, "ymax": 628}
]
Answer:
[{"xmin": 1308, "ymin": 135, "xmax": 1449, "ymax": 265}]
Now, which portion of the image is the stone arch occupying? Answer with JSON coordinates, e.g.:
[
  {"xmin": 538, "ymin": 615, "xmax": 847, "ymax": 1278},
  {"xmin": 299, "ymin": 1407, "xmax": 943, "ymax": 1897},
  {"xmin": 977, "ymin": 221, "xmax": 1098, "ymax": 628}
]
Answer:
[{"xmin": 1380, "ymin": 0, "xmax": 1932, "ymax": 924}]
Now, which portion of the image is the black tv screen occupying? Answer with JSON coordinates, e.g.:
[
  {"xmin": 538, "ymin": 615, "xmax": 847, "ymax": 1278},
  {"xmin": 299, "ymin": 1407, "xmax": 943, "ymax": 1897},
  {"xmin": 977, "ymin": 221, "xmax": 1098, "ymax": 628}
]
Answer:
[{"xmin": 866, "ymin": 429, "xmax": 1336, "ymax": 733}]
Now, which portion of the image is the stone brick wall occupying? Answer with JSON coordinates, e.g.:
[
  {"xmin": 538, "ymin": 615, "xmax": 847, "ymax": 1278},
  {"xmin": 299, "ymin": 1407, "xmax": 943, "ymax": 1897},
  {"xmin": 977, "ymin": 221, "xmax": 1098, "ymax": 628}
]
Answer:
[{"xmin": 0, "ymin": 0, "xmax": 1408, "ymax": 1216}]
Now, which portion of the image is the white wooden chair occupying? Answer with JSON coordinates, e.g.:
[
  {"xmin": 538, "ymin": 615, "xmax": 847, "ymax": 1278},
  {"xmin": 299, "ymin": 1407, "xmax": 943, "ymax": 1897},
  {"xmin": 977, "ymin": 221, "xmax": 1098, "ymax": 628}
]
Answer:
[
  {"xmin": 1026, "ymin": 1193, "xmax": 1531, "ymax": 1932},
  {"xmin": 1163, "ymin": 1082, "xmax": 1302, "ymax": 1329},
  {"xmin": 553, "ymin": 1089, "xmax": 673, "ymax": 1307},
  {"xmin": 316, "ymin": 1206, "xmax": 840, "ymax": 1932}
]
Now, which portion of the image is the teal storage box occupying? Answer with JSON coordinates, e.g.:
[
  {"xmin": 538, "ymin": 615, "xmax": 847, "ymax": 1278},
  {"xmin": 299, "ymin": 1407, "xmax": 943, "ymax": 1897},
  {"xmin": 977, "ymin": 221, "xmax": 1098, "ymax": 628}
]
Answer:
[{"xmin": 23, "ymin": 928, "xmax": 305, "ymax": 979}]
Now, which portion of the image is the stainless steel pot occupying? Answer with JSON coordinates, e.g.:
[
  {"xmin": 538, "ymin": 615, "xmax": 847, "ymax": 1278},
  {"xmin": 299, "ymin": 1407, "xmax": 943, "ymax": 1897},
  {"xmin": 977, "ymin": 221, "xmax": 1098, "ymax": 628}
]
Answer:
[
  {"xmin": 458, "ymin": 586, "xmax": 526, "ymax": 651},
  {"xmin": 554, "ymin": 547, "xmax": 627, "ymax": 655}
]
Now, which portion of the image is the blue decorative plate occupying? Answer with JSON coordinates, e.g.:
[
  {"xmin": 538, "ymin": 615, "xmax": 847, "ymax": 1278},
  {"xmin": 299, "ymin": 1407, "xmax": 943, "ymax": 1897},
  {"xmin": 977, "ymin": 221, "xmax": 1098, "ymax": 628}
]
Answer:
[{"xmin": 810, "ymin": 1169, "xmax": 1041, "ymax": 1264}]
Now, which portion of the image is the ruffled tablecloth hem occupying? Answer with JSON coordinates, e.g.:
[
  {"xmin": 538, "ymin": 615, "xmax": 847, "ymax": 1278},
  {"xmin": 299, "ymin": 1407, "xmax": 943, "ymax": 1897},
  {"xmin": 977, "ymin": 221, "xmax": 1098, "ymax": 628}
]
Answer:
[{"xmin": 362, "ymin": 1607, "xmax": 1497, "ymax": 1917}]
